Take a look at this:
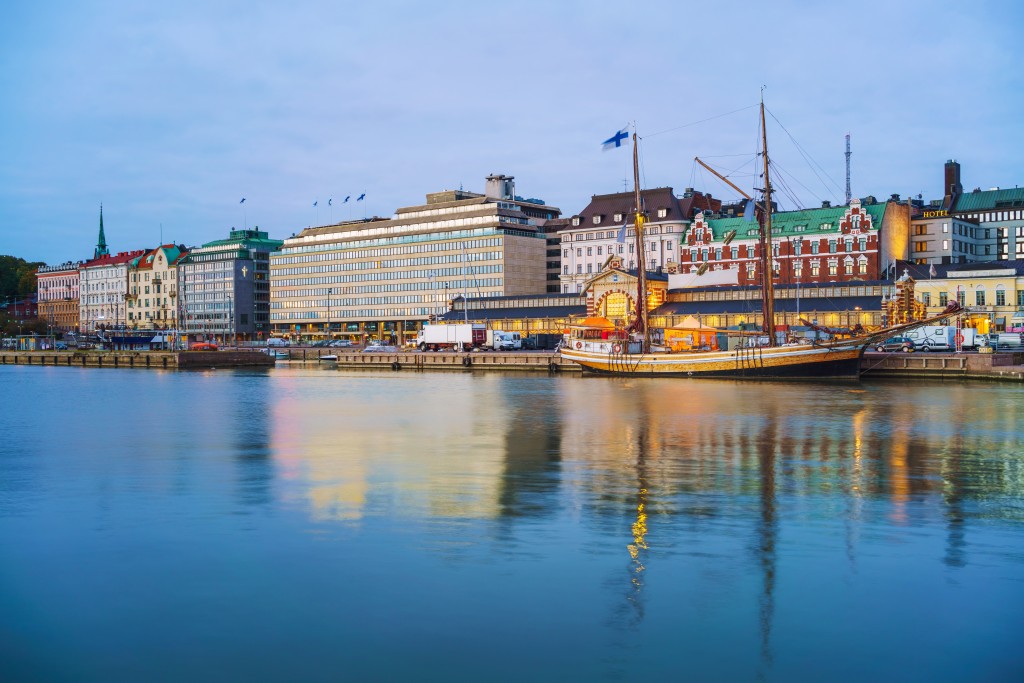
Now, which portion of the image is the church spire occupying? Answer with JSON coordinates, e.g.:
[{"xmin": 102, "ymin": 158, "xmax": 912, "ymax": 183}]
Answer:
[{"xmin": 95, "ymin": 203, "xmax": 109, "ymax": 259}]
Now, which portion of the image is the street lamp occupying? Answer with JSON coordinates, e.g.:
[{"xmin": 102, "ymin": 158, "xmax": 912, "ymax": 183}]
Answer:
[{"xmin": 326, "ymin": 288, "xmax": 332, "ymax": 341}]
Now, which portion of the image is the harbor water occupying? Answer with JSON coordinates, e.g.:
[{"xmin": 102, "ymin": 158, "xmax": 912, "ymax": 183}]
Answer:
[{"xmin": 1, "ymin": 365, "xmax": 1023, "ymax": 682}]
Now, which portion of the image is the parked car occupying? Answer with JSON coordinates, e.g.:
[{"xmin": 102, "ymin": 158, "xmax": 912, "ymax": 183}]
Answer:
[
  {"xmin": 330, "ymin": 339, "xmax": 354, "ymax": 348},
  {"xmin": 55, "ymin": 342, "xmax": 68, "ymax": 350},
  {"xmin": 362, "ymin": 343, "xmax": 398, "ymax": 353},
  {"xmin": 876, "ymin": 335, "xmax": 915, "ymax": 353}
]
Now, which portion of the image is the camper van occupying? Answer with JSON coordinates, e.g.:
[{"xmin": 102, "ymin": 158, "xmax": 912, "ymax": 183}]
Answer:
[{"xmin": 904, "ymin": 326, "xmax": 978, "ymax": 352}]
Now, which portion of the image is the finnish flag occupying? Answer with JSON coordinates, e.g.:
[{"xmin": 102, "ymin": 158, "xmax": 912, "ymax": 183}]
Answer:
[{"xmin": 602, "ymin": 127, "xmax": 629, "ymax": 151}]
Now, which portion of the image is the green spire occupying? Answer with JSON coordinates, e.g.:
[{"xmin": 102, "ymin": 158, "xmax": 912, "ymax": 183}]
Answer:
[{"xmin": 95, "ymin": 203, "xmax": 109, "ymax": 258}]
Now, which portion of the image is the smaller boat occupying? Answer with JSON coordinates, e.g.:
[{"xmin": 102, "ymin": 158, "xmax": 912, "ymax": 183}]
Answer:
[{"xmin": 319, "ymin": 354, "xmax": 338, "ymax": 361}]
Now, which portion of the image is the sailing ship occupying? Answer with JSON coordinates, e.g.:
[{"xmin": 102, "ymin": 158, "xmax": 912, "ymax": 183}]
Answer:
[{"xmin": 560, "ymin": 100, "xmax": 960, "ymax": 378}]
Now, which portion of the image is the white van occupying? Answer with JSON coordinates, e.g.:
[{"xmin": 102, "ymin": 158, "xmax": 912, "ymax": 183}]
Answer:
[
  {"xmin": 491, "ymin": 331, "xmax": 522, "ymax": 351},
  {"xmin": 267, "ymin": 337, "xmax": 291, "ymax": 348}
]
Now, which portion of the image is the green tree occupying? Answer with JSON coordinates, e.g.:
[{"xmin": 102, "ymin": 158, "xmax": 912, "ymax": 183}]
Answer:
[{"xmin": 0, "ymin": 255, "xmax": 46, "ymax": 298}]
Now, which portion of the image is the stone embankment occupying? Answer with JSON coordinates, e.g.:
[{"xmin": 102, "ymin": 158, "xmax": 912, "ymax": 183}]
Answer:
[{"xmin": 0, "ymin": 350, "xmax": 274, "ymax": 369}]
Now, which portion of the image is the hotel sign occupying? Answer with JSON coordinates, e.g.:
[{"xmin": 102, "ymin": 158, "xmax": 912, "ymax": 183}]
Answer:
[{"xmin": 921, "ymin": 210, "xmax": 949, "ymax": 218}]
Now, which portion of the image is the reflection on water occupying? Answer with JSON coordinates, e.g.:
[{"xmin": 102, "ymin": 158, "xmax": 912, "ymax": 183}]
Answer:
[{"xmin": 1, "ymin": 366, "xmax": 1023, "ymax": 682}]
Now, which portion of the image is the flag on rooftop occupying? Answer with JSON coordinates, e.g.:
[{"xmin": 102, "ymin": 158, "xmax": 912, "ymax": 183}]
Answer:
[
  {"xmin": 357, "ymin": 193, "xmax": 365, "ymax": 201},
  {"xmin": 601, "ymin": 127, "xmax": 628, "ymax": 151},
  {"xmin": 313, "ymin": 201, "xmax": 318, "ymax": 207},
  {"xmin": 929, "ymin": 263, "xmax": 937, "ymax": 279},
  {"xmin": 239, "ymin": 198, "xmax": 246, "ymax": 204}
]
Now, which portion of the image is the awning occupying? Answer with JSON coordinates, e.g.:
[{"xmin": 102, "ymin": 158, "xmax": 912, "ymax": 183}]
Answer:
[
  {"xmin": 995, "ymin": 317, "xmax": 1006, "ymax": 326},
  {"xmin": 150, "ymin": 335, "xmax": 167, "ymax": 343}
]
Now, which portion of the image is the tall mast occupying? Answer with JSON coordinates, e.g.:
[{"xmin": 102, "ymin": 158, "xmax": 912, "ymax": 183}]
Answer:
[
  {"xmin": 631, "ymin": 132, "xmax": 650, "ymax": 353},
  {"xmin": 759, "ymin": 98, "xmax": 778, "ymax": 346}
]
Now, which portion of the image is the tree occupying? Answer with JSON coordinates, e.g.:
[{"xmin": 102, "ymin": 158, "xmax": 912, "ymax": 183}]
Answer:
[{"xmin": 0, "ymin": 255, "xmax": 46, "ymax": 298}]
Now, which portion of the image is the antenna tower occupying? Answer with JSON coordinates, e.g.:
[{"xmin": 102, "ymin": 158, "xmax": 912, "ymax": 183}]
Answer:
[{"xmin": 845, "ymin": 133, "xmax": 852, "ymax": 204}]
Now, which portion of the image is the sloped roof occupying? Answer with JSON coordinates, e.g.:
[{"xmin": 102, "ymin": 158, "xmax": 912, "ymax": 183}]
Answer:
[
  {"xmin": 701, "ymin": 202, "xmax": 888, "ymax": 241},
  {"xmin": 954, "ymin": 187, "xmax": 1024, "ymax": 213},
  {"xmin": 898, "ymin": 259, "xmax": 1024, "ymax": 279},
  {"xmin": 574, "ymin": 188, "xmax": 685, "ymax": 224}
]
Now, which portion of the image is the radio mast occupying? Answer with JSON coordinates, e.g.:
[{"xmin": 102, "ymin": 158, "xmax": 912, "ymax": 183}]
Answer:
[{"xmin": 845, "ymin": 133, "xmax": 852, "ymax": 205}]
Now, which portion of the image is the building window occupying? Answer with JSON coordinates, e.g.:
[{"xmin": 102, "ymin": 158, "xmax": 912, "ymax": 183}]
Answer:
[
  {"xmin": 956, "ymin": 290, "xmax": 966, "ymax": 306},
  {"xmin": 587, "ymin": 264, "xmax": 593, "ymax": 273},
  {"xmin": 913, "ymin": 241, "xmax": 928, "ymax": 252},
  {"xmin": 731, "ymin": 246, "xmax": 739, "ymax": 259},
  {"xmin": 939, "ymin": 291, "xmax": 948, "ymax": 306},
  {"xmin": 976, "ymin": 290, "xmax": 986, "ymax": 306},
  {"xmin": 593, "ymin": 216, "xmax": 602, "ymax": 225},
  {"xmin": 811, "ymin": 242, "xmax": 820, "ymax": 255},
  {"xmin": 657, "ymin": 208, "xmax": 668, "ymax": 218},
  {"xmin": 571, "ymin": 217, "xmax": 580, "ymax": 226},
  {"xmin": 845, "ymin": 262, "xmax": 853, "ymax": 274},
  {"xmin": 811, "ymin": 264, "xmax": 820, "ymax": 277},
  {"xmin": 576, "ymin": 248, "xmax": 582, "ymax": 257},
  {"xmin": 859, "ymin": 237, "xmax": 867, "ymax": 251},
  {"xmin": 576, "ymin": 264, "xmax": 582, "ymax": 274},
  {"xmin": 613, "ymin": 213, "xmax": 622, "ymax": 222},
  {"xmin": 829, "ymin": 264, "xmax": 838, "ymax": 276},
  {"xmin": 563, "ymin": 265, "xmax": 569, "ymax": 274},
  {"xmin": 922, "ymin": 292, "xmax": 931, "ymax": 306},
  {"xmin": 996, "ymin": 289, "xmax": 1006, "ymax": 306},
  {"xmin": 587, "ymin": 247, "xmax": 593, "ymax": 256},
  {"xmin": 828, "ymin": 242, "xmax": 837, "ymax": 253},
  {"xmin": 666, "ymin": 241, "xmax": 673, "ymax": 251},
  {"xmin": 597, "ymin": 246, "xmax": 603, "ymax": 255}
]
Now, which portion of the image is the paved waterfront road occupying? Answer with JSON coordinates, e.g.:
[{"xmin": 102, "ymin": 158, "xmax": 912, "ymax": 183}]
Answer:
[{"xmin": 1, "ymin": 365, "xmax": 1023, "ymax": 682}]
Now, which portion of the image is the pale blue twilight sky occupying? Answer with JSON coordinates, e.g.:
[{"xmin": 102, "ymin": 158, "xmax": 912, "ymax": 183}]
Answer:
[{"xmin": 1, "ymin": 0, "xmax": 1022, "ymax": 264}]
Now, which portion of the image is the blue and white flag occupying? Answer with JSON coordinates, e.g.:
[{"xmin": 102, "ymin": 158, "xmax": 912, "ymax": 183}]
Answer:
[
  {"xmin": 328, "ymin": 198, "xmax": 333, "ymax": 206},
  {"xmin": 616, "ymin": 220, "xmax": 628, "ymax": 243},
  {"xmin": 313, "ymin": 200, "xmax": 318, "ymax": 207},
  {"xmin": 743, "ymin": 199, "xmax": 756, "ymax": 221},
  {"xmin": 602, "ymin": 127, "xmax": 629, "ymax": 151},
  {"xmin": 344, "ymin": 196, "xmax": 350, "ymax": 203},
  {"xmin": 239, "ymin": 198, "xmax": 246, "ymax": 204},
  {"xmin": 357, "ymin": 193, "xmax": 365, "ymax": 201}
]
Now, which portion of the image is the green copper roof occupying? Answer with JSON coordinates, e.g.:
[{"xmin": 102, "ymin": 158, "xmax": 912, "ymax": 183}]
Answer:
[
  {"xmin": 702, "ymin": 202, "xmax": 887, "ymax": 240},
  {"xmin": 954, "ymin": 187, "xmax": 1024, "ymax": 213}
]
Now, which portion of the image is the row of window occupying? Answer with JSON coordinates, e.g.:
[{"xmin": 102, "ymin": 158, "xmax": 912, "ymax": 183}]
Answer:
[
  {"xmin": 272, "ymin": 281, "xmax": 505, "ymax": 310},
  {"xmin": 282, "ymin": 220, "xmax": 522, "ymax": 254},
  {"xmin": 272, "ymin": 263, "xmax": 504, "ymax": 281},
  {"xmin": 274, "ymin": 238, "xmax": 505, "ymax": 264}
]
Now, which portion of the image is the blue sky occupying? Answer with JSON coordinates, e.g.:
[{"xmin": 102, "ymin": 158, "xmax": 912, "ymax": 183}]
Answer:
[{"xmin": 2, "ymin": 0, "xmax": 1022, "ymax": 264}]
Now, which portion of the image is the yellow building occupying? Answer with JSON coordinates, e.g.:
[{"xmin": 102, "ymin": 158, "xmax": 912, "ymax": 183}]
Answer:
[{"xmin": 907, "ymin": 261, "xmax": 1024, "ymax": 332}]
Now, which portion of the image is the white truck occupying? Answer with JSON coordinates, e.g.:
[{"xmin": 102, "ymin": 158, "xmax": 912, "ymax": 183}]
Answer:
[
  {"xmin": 486, "ymin": 330, "xmax": 522, "ymax": 351},
  {"xmin": 415, "ymin": 323, "xmax": 486, "ymax": 351},
  {"xmin": 904, "ymin": 325, "xmax": 978, "ymax": 352}
]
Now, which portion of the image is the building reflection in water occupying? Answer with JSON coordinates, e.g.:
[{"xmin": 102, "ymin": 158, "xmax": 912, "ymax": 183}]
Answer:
[{"xmin": 232, "ymin": 375, "xmax": 274, "ymax": 508}]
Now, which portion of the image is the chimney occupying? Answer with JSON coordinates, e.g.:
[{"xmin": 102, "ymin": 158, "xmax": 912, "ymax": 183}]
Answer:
[
  {"xmin": 944, "ymin": 160, "xmax": 962, "ymax": 196},
  {"xmin": 890, "ymin": 194, "xmax": 900, "ymax": 201},
  {"xmin": 821, "ymin": 200, "xmax": 831, "ymax": 208}
]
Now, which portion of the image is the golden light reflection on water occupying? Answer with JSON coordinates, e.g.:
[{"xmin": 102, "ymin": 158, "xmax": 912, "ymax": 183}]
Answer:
[{"xmin": 268, "ymin": 372, "xmax": 512, "ymax": 523}]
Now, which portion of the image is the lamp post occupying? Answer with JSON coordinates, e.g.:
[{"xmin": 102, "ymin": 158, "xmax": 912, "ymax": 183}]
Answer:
[{"xmin": 326, "ymin": 288, "xmax": 332, "ymax": 341}]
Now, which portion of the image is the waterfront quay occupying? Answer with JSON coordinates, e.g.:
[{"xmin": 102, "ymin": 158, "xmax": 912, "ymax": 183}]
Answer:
[
  {"xmin": 0, "ymin": 349, "xmax": 273, "ymax": 369},
  {"xmin": 3, "ymin": 347, "xmax": 1024, "ymax": 380}
]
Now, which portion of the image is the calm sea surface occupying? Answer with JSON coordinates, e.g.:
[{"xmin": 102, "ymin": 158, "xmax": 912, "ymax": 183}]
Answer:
[{"xmin": 1, "ymin": 364, "xmax": 1023, "ymax": 682}]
